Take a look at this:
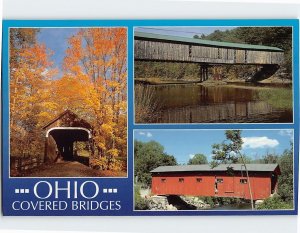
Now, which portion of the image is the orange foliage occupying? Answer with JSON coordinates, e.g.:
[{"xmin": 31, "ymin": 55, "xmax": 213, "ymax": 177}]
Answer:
[
  {"xmin": 59, "ymin": 28, "xmax": 127, "ymax": 158},
  {"xmin": 10, "ymin": 27, "xmax": 127, "ymax": 163},
  {"xmin": 10, "ymin": 29, "xmax": 57, "ymax": 157}
]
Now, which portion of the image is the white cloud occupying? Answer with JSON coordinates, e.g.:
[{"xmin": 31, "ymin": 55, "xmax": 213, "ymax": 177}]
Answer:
[
  {"xmin": 138, "ymin": 131, "xmax": 152, "ymax": 138},
  {"xmin": 278, "ymin": 129, "xmax": 294, "ymax": 140},
  {"xmin": 242, "ymin": 137, "xmax": 279, "ymax": 149},
  {"xmin": 189, "ymin": 154, "xmax": 195, "ymax": 159}
]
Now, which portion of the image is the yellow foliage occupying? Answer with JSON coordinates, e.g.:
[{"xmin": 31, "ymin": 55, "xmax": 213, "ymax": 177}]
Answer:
[{"xmin": 10, "ymin": 28, "xmax": 127, "ymax": 165}]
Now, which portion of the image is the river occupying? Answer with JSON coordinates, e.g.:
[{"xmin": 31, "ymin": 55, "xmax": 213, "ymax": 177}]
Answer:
[
  {"xmin": 138, "ymin": 83, "xmax": 293, "ymax": 123},
  {"xmin": 209, "ymin": 202, "xmax": 252, "ymax": 210}
]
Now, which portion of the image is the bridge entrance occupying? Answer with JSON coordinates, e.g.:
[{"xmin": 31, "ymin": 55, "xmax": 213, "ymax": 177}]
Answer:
[
  {"xmin": 42, "ymin": 110, "xmax": 93, "ymax": 164},
  {"xmin": 45, "ymin": 127, "xmax": 91, "ymax": 162}
]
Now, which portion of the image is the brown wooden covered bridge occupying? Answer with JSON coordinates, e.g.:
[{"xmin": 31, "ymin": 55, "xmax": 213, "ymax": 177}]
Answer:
[
  {"xmin": 42, "ymin": 110, "xmax": 93, "ymax": 164},
  {"xmin": 134, "ymin": 32, "xmax": 284, "ymax": 82}
]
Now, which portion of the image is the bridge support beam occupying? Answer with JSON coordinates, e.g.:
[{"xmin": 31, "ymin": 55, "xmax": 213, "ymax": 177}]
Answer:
[{"xmin": 199, "ymin": 65, "xmax": 209, "ymax": 82}]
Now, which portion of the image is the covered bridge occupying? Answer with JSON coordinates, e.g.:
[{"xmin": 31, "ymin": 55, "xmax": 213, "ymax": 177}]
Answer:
[
  {"xmin": 135, "ymin": 32, "xmax": 284, "ymax": 82},
  {"xmin": 42, "ymin": 110, "xmax": 93, "ymax": 164},
  {"xmin": 151, "ymin": 164, "xmax": 281, "ymax": 200}
]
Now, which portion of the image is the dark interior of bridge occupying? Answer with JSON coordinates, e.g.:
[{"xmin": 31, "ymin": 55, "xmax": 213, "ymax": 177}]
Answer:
[{"xmin": 48, "ymin": 128, "xmax": 90, "ymax": 162}]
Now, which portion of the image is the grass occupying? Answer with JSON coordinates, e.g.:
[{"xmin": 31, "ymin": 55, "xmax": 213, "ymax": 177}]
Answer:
[
  {"xmin": 256, "ymin": 88, "xmax": 293, "ymax": 110},
  {"xmin": 135, "ymin": 84, "xmax": 160, "ymax": 123}
]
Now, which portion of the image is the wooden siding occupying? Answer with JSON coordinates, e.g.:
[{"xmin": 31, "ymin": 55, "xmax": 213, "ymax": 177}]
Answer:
[
  {"xmin": 152, "ymin": 171, "xmax": 276, "ymax": 200},
  {"xmin": 134, "ymin": 39, "xmax": 284, "ymax": 65}
]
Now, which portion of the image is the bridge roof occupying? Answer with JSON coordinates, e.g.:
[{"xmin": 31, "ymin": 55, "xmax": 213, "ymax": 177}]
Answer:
[
  {"xmin": 135, "ymin": 32, "xmax": 283, "ymax": 52},
  {"xmin": 151, "ymin": 164, "xmax": 280, "ymax": 174},
  {"xmin": 42, "ymin": 110, "xmax": 92, "ymax": 130}
]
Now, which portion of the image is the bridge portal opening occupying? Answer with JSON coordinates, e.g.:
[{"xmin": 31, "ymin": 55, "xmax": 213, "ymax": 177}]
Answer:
[{"xmin": 45, "ymin": 127, "xmax": 92, "ymax": 164}]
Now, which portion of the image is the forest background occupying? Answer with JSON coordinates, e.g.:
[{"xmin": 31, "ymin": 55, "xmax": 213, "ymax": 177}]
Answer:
[{"xmin": 10, "ymin": 28, "xmax": 127, "ymax": 172}]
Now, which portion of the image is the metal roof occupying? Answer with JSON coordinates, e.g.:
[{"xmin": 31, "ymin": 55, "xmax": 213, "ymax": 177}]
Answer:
[
  {"xmin": 135, "ymin": 32, "xmax": 283, "ymax": 52},
  {"xmin": 150, "ymin": 164, "xmax": 279, "ymax": 173}
]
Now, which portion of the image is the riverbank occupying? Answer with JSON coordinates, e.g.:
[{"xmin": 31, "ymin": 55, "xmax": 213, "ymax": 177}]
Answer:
[
  {"xmin": 135, "ymin": 77, "xmax": 292, "ymax": 88},
  {"xmin": 135, "ymin": 78, "xmax": 201, "ymax": 85},
  {"xmin": 136, "ymin": 193, "xmax": 251, "ymax": 211}
]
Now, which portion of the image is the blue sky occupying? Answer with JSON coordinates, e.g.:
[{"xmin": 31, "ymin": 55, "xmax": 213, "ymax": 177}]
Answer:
[
  {"xmin": 135, "ymin": 26, "xmax": 237, "ymax": 38},
  {"xmin": 134, "ymin": 130, "xmax": 293, "ymax": 164},
  {"xmin": 36, "ymin": 27, "xmax": 235, "ymax": 78},
  {"xmin": 37, "ymin": 28, "xmax": 80, "ymax": 78}
]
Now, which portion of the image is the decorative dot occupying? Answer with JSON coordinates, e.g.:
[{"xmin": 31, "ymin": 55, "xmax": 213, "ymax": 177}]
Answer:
[
  {"xmin": 108, "ymin": 189, "xmax": 113, "ymax": 193},
  {"xmin": 15, "ymin": 189, "xmax": 19, "ymax": 194},
  {"xmin": 20, "ymin": 189, "xmax": 25, "ymax": 193},
  {"xmin": 25, "ymin": 189, "xmax": 29, "ymax": 194},
  {"xmin": 113, "ymin": 189, "xmax": 118, "ymax": 193},
  {"xmin": 103, "ymin": 189, "xmax": 108, "ymax": 193}
]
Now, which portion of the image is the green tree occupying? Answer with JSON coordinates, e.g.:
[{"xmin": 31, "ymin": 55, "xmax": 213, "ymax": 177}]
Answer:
[
  {"xmin": 211, "ymin": 130, "xmax": 254, "ymax": 210},
  {"xmin": 134, "ymin": 140, "xmax": 177, "ymax": 186},
  {"xmin": 257, "ymin": 195, "xmax": 293, "ymax": 210},
  {"xmin": 237, "ymin": 155, "xmax": 252, "ymax": 164},
  {"xmin": 199, "ymin": 27, "xmax": 292, "ymax": 79},
  {"xmin": 277, "ymin": 144, "xmax": 293, "ymax": 202},
  {"xmin": 263, "ymin": 153, "xmax": 279, "ymax": 164},
  {"xmin": 188, "ymin": 153, "xmax": 208, "ymax": 165}
]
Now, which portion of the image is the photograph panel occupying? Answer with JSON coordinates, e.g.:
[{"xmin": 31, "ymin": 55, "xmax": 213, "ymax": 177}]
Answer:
[
  {"xmin": 10, "ymin": 27, "xmax": 128, "ymax": 177},
  {"xmin": 134, "ymin": 129, "xmax": 294, "ymax": 211},
  {"xmin": 134, "ymin": 27, "xmax": 293, "ymax": 124}
]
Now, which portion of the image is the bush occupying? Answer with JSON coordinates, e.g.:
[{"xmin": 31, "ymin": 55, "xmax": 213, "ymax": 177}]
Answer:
[
  {"xmin": 257, "ymin": 195, "xmax": 293, "ymax": 210},
  {"xmin": 108, "ymin": 157, "xmax": 123, "ymax": 171},
  {"xmin": 90, "ymin": 157, "xmax": 109, "ymax": 170},
  {"xmin": 199, "ymin": 196, "xmax": 215, "ymax": 207},
  {"xmin": 90, "ymin": 156, "xmax": 123, "ymax": 171},
  {"xmin": 134, "ymin": 186, "xmax": 149, "ymax": 210},
  {"xmin": 198, "ymin": 196, "xmax": 245, "ymax": 207}
]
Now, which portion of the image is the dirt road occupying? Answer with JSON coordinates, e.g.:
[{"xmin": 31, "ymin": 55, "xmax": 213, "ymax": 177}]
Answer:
[{"xmin": 27, "ymin": 161, "xmax": 126, "ymax": 177}]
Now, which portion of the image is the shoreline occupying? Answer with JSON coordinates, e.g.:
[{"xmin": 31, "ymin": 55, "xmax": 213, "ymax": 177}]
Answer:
[{"xmin": 135, "ymin": 78, "xmax": 292, "ymax": 90}]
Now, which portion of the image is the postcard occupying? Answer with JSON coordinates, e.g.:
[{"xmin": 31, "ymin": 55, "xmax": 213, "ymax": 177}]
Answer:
[{"xmin": 1, "ymin": 19, "xmax": 299, "ymax": 216}]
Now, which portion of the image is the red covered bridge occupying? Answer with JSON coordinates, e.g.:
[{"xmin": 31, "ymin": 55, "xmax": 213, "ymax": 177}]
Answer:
[{"xmin": 151, "ymin": 164, "xmax": 281, "ymax": 200}]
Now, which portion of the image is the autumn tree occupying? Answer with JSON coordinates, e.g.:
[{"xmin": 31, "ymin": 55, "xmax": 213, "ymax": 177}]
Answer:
[
  {"xmin": 10, "ymin": 28, "xmax": 56, "ymax": 158},
  {"xmin": 61, "ymin": 28, "xmax": 127, "ymax": 163}
]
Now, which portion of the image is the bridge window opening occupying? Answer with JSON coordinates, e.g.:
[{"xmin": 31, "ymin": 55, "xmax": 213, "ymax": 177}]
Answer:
[
  {"xmin": 233, "ymin": 50, "xmax": 237, "ymax": 62},
  {"xmin": 161, "ymin": 178, "xmax": 166, "ymax": 183},
  {"xmin": 216, "ymin": 178, "xmax": 223, "ymax": 183},
  {"xmin": 245, "ymin": 50, "xmax": 248, "ymax": 63},
  {"xmin": 179, "ymin": 178, "xmax": 184, "ymax": 183},
  {"xmin": 240, "ymin": 178, "xmax": 248, "ymax": 184},
  {"xmin": 196, "ymin": 178, "xmax": 202, "ymax": 183},
  {"xmin": 189, "ymin": 45, "xmax": 192, "ymax": 57},
  {"xmin": 217, "ymin": 48, "xmax": 221, "ymax": 59}
]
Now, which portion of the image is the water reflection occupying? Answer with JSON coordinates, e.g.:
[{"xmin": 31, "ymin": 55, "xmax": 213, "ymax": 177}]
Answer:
[{"xmin": 144, "ymin": 84, "xmax": 292, "ymax": 123}]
